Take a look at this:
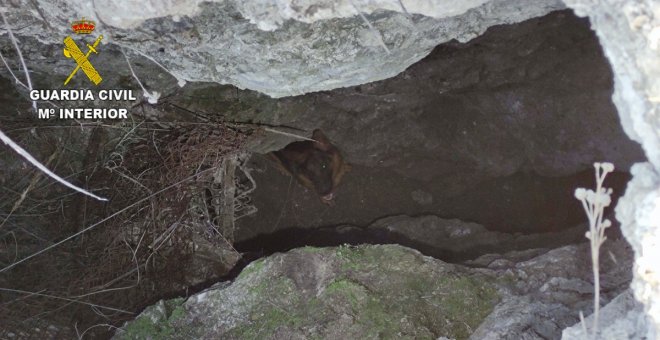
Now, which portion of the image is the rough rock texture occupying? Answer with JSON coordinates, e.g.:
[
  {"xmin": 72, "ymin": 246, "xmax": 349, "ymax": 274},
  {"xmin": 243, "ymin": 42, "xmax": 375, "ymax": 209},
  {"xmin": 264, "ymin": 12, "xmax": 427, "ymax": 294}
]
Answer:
[
  {"xmin": 0, "ymin": 10, "xmax": 643, "ymax": 237},
  {"xmin": 234, "ymin": 0, "xmax": 491, "ymax": 31},
  {"xmin": 0, "ymin": 0, "xmax": 655, "ymax": 337},
  {"xmin": 225, "ymin": 11, "xmax": 642, "ymax": 240},
  {"xmin": 116, "ymin": 245, "xmax": 500, "ymax": 339},
  {"xmin": 366, "ymin": 215, "xmax": 586, "ymax": 259},
  {"xmin": 1, "ymin": 0, "xmax": 564, "ymax": 97},
  {"xmin": 559, "ymin": 1, "xmax": 660, "ymax": 338},
  {"xmin": 174, "ymin": 11, "xmax": 643, "ymax": 181},
  {"xmin": 4, "ymin": 10, "xmax": 641, "ymax": 195},
  {"xmin": 471, "ymin": 239, "xmax": 633, "ymax": 339},
  {"xmin": 236, "ymin": 214, "xmax": 588, "ymax": 261},
  {"xmin": 116, "ymin": 240, "xmax": 632, "ymax": 339},
  {"xmin": 563, "ymin": 290, "xmax": 648, "ymax": 339}
]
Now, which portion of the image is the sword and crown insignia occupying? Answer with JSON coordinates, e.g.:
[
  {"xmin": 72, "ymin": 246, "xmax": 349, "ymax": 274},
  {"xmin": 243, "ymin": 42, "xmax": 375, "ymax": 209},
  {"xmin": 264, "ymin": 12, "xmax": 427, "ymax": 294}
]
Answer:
[
  {"xmin": 63, "ymin": 17, "xmax": 103, "ymax": 85},
  {"xmin": 71, "ymin": 17, "xmax": 95, "ymax": 34}
]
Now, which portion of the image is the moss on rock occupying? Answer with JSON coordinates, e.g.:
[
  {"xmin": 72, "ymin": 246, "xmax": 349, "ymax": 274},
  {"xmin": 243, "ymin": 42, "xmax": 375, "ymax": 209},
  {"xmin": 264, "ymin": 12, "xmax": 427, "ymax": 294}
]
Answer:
[{"xmin": 117, "ymin": 245, "xmax": 500, "ymax": 339}]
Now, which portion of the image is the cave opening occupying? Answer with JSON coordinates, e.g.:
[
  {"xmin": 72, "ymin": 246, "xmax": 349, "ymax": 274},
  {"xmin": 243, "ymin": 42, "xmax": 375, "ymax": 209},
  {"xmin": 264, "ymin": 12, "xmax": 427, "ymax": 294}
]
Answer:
[
  {"xmin": 231, "ymin": 10, "xmax": 642, "ymax": 262},
  {"xmin": 0, "ymin": 7, "xmax": 645, "ymax": 340}
]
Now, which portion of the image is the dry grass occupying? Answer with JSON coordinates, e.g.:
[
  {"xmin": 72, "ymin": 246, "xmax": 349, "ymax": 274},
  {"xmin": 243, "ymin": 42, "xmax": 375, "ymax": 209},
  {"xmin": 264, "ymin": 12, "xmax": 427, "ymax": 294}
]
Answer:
[{"xmin": 0, "ymin": 117, "xmax": 256, "ymax": 338}]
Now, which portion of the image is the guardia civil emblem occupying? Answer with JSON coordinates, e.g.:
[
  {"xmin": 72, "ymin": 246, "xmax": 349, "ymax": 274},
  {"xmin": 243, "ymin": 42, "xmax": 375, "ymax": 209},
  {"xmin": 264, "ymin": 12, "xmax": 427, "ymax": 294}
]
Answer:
[{"xmin": 63, "ymin": 17, "xmax": 103, "ymax": 85}]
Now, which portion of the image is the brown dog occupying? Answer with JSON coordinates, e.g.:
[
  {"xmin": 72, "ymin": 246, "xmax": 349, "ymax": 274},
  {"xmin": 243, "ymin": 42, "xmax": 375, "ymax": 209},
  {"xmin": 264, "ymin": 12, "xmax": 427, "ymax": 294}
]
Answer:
[{"xmin": 268, "ymin": 129, "xmax": 351, "ymax": 205}]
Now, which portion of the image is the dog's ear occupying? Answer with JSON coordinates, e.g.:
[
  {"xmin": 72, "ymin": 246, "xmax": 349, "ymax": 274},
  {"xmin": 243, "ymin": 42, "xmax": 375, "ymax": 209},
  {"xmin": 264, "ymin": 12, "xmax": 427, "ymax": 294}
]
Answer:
[{"xmin": 312, "ymin": 129, "xmax": 332, "ymax": 151}]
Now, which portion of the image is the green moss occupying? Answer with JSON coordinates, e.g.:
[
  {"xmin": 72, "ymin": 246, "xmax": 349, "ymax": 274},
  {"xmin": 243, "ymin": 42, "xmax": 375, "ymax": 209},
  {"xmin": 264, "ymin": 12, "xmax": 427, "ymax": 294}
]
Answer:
[
  {"xmin": 246, "ymin": 274, "xmax": 295, "ymax": 299},
  {"xmin": 232, "ymin": 307, "xmax": 301, "ymax": 339},
  {"xmin": 118, "ymin": 298, "xmax": 186, "ymax": 340},
  {"xmin": 169, "ymin": 303, "xmax": 186, "ymax": 322},
  {"xmin": 330, "ymin": 245, "xmax": 499, "ymax": 339},
  {"xmin": 497, "ymin": 272, "xmax": 518, "ymax": 288},
  {"xmin": 120, "ymin": 246, "xmax": 499, "ymax": 340},
  {"xmin": 229, "ymin": 278, "xmax": 312, "ymax": 339},
  {"xmin": 418, "ymin": 275, "xmax": 499, "ymax": 339},
  {"xmin": 361, "ymin": 296, "xmax": 401, "ymax": 338},
  {"xmin": 299, "ymin": 246, "xmax": 324, "ymax": 253},
  {"xmin": 322, "ymin": 278, "xmax": 403, "ymax": 338},
  {"xmin": 336, "ymin": 244, "xmax": 367, "ymax": 271},
  {"xmin": 238, "ymin": 258, "xmax": 266, "ymax": 279},
  {"xmin": 324, "ymin": 279, "xmax": 365, "ymax": 310}
]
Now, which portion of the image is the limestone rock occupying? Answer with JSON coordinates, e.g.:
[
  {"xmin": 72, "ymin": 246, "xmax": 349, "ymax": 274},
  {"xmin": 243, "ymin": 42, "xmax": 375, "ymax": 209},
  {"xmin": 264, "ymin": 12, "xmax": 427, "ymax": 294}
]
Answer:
[
  {"xmin": 116, "ymin": 240, "xmax": 632, "ymax": 339},
  {"xmin": 115, "ymin": 245, "xmax": 500, "ymax": 339},
  {"xmin": 472, "ymin": 239, "xmax": 633, "ymax": 339},
  {"xmin": 559, "ymin": 0, "xmax": 660, "ymax": 337},
  {"xmin": 1, "ymin": 0, "xmax": 564, "ymax": 97},
  {"xmin": 562, "ymin": 289, "xmax": 649, "ymax": 340}
]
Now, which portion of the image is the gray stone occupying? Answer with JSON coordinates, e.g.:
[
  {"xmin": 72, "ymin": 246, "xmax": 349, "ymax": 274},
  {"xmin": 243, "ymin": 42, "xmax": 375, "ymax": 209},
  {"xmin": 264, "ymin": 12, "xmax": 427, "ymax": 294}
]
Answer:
[
  {"xmin": 1, "ymin": 0, "xmax": 564, "ymax": 98},
  {"xmin": 0, "ymin": 0, "xmax": 656, "ymax": 337},
  {"xmin": 411, "ymin": 189, "xmax": 433, "ymax": 205},
  {"xmin": 472, "ymin": 239, "xmax": 633, "ymax": 339},
  {"xmin": 559, "ymin": 0, "xmax": 660, "ymax": 337},
  {"xmin": 228, "ymin": 12, "xmax": 642, "ymax": 240},
  {"xmin": 116, "ymin": 239, "xmax": 633, "ymax": 339},
  {"xmin": 115, "ymin": 245, "xmax": 500, "ymax": 339},
  {"xmin": 563, "ymin": 289, "xmax": 649, "ymax": 340},
  {"xmin": 366, "ymin": 215, "xmax": 585, "ymax": 259}
]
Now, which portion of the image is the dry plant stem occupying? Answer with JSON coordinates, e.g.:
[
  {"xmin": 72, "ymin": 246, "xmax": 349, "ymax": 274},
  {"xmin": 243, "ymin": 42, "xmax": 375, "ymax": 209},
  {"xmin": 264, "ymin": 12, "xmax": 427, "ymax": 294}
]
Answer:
[
  {"xmin": 580, "ymin": 311, "xmax": 588, "ymax": 337},
  {"xmin": 591, "ymin": 247, "xmax": 600, "ymax": 338},
  {"xmin": 0, "ymin": 167, "xmax": 216, "ymax": 273},
  {"xmin": 0, "ymin": 151, "xmax": 57, "ymax": 229},
  {"xmin": 234, "ymin": 160, "xmax": 258, "ymax": 220},
  {"xmin": 121, "ymin": 48, "xmax": 160, "ymax": 104},
  {"xmin": 264, "ymin": 127, "xmax": 317, "ymax": 142},
  {"xmin": 396, "ymin": 0, "xmax": 410, "ymax": 15},
  {"xmin": 219, "ymin": 154, "xmax": 237, "ymax": 243},
  {"xmin": 0, "ymin": 287, "xmax": 132, "ymax": 314},
  {"xmin": 76, "ymin": 323, "xmax": 121, "ymax": 340},
  {"xmin": 348, "ymin": 0, "xmax": 391, "ymax": 54},
  {"xmin": 575, "ymin": 162, "xmax": 614, "ymax": 338},
  {"xmin": 114, "ymin": 42, "xmax": 186, "ymax": 86},
  {"xmin": 590, "ymin": 165, "xmax": 608, "ymax": 337},
  {"xmin": 0, "ymin": 128, "xmax": 108, "ymax": 202},
  {"xmin": 0, "ymin": 50, "xmax": 27, "ymax": 88},
  {"xmin": 0, "ymin": 11, "xmax": 36, "ymax": 111}
]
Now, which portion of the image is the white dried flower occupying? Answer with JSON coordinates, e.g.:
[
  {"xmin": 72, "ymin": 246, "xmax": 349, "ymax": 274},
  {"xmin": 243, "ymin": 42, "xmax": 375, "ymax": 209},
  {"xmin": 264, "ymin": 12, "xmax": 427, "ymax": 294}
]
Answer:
[
  {"xmin": 585, "ymin": 189, "xmax": 596, "ymax": 203},
  {"xmin": 595, "ymin": 191, "xmax": 612, "ymax": 206},
  {"xmin": 601, "ymin": 162, "xmax": 614, "ymax": 173},
  {"xmin": 576, "ymin": 161, "xmax": 615, "ymax": 336}
]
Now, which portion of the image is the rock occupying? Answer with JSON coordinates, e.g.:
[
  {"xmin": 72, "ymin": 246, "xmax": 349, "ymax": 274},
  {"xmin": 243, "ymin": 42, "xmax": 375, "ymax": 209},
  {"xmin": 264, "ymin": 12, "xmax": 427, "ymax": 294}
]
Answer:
[
  {"xmin": 230, "ymin": 11, "xmax": 642, "ymax": 240},
  {"xmin": 472, "ymin": 239, "xmax": 633, "ymax": 339},
  {"xmin": 559, "ymin": 0, "xmax": 660, "ymax": 337},
  {"xmin": 411, "ymin": 189, "xmax": 433, "ymax": 205},
  {"xmin": 562, "ymin": 289, "xmax": 649, "ymax": 340},
  {"xmin": 115, "ymin": 245, "xmax": 500, "ymax": 339},
  {"xmin": 117, "ymin": 239, "xmax": 633, "ymax": 339},
  {"xmin": 0, "ymin": 0, "xmax": 655, "ymax": 337},
  {"xmin": 177, "ymin": 11, "xmax": 641, "ymax": 180},
  {"xmin": 234, "ymin": 0, "xmax": 493, "ymax": 31},
  {"xmin": 366, "ymin": 215, "xmax": 586, "ymax": 260},
  {"xmin": 1, "ymin": 0, "xmax": 565, "ymax": 97},
  {"xmin": 235, "ymin": 214, "xmax": 589, "ymax": 262}
]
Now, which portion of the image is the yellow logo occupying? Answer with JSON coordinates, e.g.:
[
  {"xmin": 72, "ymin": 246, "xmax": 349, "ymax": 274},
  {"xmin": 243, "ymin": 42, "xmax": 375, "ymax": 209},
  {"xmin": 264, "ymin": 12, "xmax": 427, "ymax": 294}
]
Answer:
[
  {"xmin": 63, "ymin": 18, "xmax": 102, "ymax": 86},
  {"xmin": 71, "ymin": 17, "xmax": 95, "ymax": 35}
]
